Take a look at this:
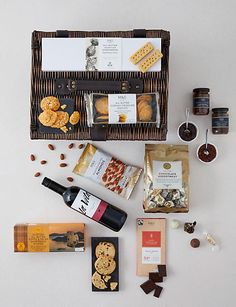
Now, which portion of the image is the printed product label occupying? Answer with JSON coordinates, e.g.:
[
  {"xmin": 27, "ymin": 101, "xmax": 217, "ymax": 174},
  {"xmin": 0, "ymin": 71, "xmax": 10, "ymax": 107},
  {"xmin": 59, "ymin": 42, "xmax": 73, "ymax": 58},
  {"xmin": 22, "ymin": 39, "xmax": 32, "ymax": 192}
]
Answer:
[
  {"xmin": 108, "ymin": 94, "xmax": 137, "ymax": 124},
  {"xmin": 71, "ymin": 189, "xmax": 107, "ymax": 222},
  {"xmin": 142, "ymin": 231, "xmax": 161, "ymax": 264},
  {"xmin": 84, "ymin": 149, "xmax": 111, "ymax": 182},
  {"xmin": 193, "ymin": 97, "xmax": 209, "ymax": 108},
  {"xmin": 212, "ymin": 117, "xmax": 229, "ymax": 128},
  {"xmin": 27, "ymin": 225, "xmax": 49, "ymax": 252},
  {"xmin": 153, "ymin": 161, "xmax": 182, "ymax": 189}
]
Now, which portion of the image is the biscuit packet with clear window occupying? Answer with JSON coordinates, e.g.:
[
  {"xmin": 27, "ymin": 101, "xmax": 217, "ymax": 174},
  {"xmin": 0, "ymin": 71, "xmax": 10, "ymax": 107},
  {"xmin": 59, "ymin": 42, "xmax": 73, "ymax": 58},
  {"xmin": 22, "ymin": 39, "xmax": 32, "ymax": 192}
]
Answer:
[
  {"xmin": 144, "ymin": 144, "xmax": 189, "ymax": 213},
  {"xmin": 73, "ymin": 143, "xmax": 142, "ymax": 200}
]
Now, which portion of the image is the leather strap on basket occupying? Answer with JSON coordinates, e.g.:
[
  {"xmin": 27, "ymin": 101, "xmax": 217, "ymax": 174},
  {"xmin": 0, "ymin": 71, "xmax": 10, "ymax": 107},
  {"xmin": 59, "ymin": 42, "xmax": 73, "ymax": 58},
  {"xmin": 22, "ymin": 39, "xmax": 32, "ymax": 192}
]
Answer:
[
  {"xmin": 133, "ymin": 29, "xmax": 147, "ymax": 38},
  {"xmin": 55, "ymin": 79, "xmax": 143, "ymax": 95},
  {"xmin": 90, "ymin": 125, "xmax": 108, "ymax": 141}
]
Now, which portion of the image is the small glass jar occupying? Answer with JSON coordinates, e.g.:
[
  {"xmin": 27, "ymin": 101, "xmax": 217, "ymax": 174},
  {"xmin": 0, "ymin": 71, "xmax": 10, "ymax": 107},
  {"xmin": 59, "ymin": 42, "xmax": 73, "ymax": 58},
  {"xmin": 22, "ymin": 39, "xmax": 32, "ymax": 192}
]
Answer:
[
  {"xmin": 193, "ymin": 88, "xmax": 210, "ymax": 115},
  {"xmin": 212, "ymin": 108, "xmax": 229, "ymax": 134}
]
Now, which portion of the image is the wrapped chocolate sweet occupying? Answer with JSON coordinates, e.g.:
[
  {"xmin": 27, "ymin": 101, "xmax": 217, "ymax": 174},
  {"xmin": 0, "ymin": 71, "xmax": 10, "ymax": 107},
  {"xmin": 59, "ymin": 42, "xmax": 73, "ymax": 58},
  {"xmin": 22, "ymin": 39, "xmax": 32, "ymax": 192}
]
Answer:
[
  {"xmin": 144, "ymin": 144, "xmax": 189, "ymax": 213},
  {"xmin": 73, "ymin": 143, "xmax": 142, "ymax": 200}
]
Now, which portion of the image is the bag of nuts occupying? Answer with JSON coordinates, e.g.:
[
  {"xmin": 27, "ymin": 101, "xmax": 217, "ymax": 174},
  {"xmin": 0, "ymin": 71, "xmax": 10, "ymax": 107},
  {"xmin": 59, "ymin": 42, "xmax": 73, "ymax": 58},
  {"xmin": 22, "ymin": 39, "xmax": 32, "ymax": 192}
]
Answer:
[
  {"xmin": 144, "ymin": 144, "xmax": 189, "ymax": 213},
  {"xmin": 73, "ymin": 143, "xmax": 142, "ymax": 199}
]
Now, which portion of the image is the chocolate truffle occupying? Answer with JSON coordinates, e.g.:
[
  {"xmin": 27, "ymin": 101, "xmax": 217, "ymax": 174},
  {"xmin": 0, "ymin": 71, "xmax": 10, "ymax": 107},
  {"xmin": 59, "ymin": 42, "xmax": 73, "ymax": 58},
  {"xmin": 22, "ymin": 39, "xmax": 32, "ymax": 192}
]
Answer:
[{"xmin": 190, "ymin": 238, "xmax": 200, "ymax": 248}]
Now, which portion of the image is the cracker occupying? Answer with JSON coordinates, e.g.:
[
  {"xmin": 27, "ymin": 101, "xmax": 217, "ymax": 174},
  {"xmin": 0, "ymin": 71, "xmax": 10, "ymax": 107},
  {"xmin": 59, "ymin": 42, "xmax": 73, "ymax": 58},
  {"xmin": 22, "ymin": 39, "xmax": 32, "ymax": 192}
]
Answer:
[
  {"xmin": 51, "ymin": 111, "xmax": 69, "ymax": 128},
  {"xmin": 92, "ymin": 272, "xmax": 107, "ymax": 290},
  {"xmin": 38, "ymin": 110, "xmax": 57, "ymax": 127},
  {"xmin": 130, "ymin": 42, "xmax": 154, "ymax": 65},
  {"xmin": 138, "ymin": 49, "xmax": 163, "ymax": 73},
  {"xmin": 110, "ymin": 282, "xmax": 118, "ymax": 291},
  {"xmin": 95, "ymin": 242, "xmax": 116, "ymax": 258},
  {"xmin": 69, "ymin": 111, "xmax": 80, "ymax": 125},
  {"xmin": 40, "ymin": 96, "xmax": 60, "ymax": 111},
  {"xmin": 95, "ymin": 256, "xmax": 116, "ymax": 275}
]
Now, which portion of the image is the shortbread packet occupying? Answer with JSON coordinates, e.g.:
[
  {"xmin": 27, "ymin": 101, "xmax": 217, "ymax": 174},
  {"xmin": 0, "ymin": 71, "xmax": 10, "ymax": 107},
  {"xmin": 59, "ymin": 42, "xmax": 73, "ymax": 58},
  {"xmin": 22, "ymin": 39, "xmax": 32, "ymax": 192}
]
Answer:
[
  {"xmin": 85, "ymin": 93, "xmax": 160, "ymax": 127},
  {"xmin": 144, "ymin": 144, "xmax": 189, "ymax": 213},
  {"xmin": 73, "ymin": 143, "xmax": 142, "ymax": 199}
]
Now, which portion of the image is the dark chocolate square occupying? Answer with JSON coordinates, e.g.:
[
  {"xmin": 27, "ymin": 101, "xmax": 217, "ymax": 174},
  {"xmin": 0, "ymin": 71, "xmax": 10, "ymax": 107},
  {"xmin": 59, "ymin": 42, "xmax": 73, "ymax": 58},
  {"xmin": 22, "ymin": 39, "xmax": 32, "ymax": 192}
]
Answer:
[
  {"xmin": 149, "ymin": 272, "xmax": 163, "ymax": 283},
  {"xmin": 158, "ymin": 265, "xmax": 167, "ymax": 277},
  {"xmin": 153, "ymin": 285, "xmax": 163, "ymax": 298},
  {"xmin": 140, "ymin": 279, "xmax": 156, "ymax": 294}
]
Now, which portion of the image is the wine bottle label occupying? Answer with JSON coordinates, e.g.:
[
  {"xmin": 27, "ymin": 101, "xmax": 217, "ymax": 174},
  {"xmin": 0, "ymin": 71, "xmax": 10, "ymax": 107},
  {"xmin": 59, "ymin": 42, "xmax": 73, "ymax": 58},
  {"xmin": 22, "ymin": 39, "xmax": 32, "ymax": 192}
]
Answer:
[{"xmin": 72, "ymin": 189, "xmax": 107, "ymax": 222}]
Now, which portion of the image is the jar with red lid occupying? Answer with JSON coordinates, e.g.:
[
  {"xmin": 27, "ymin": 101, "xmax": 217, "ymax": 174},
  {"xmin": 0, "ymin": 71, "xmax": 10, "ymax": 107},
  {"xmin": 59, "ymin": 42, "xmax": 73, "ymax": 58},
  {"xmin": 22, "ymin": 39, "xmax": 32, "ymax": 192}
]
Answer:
[{"xmin": 193, "ymin": 88, "xmax": 210, "ymax": 115}]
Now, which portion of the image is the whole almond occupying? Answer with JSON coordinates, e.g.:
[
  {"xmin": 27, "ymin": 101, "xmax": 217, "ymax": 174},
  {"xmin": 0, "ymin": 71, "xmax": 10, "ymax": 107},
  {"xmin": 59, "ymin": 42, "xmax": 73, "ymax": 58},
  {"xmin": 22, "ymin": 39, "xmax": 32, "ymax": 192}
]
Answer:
[
  {"xmin": 78, "ymin": 144, "xmax": 84, "ymax": 149},
  {"xmin": 30, "ymin": 154, "xmax": 36, "ymax": 161},
  {"xmin": 40, "ymin": 160, "xmax": 47, "ymax": 165},
  {"xmin": 60, "ymin": 154, "xmax": 65, "ymax": 160},
  {"xmin": 67, "ymin": 177, "xmax": 74, "ymax": 182},
  {"xmin": 34, "ymin": 172, "xmax": 41, "ymax": 177},
  {"xmin": 60, "ymin": 163, "xmax": 67, "ymax": 167},
  {"xmin": 48, "ymin": 144, "xmax": 55, "ymax": 151},
  {"xmin": 68, "ymin": 143, "xmax": 74, "ymax": 149}
]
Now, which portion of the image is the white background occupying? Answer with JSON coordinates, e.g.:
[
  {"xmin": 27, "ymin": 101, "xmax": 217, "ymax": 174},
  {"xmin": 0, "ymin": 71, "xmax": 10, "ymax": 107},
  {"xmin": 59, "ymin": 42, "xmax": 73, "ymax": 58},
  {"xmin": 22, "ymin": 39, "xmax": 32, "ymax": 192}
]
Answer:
[{"xmin": 0, "ymin": 1, "xmax": 235, "ymax": 307}]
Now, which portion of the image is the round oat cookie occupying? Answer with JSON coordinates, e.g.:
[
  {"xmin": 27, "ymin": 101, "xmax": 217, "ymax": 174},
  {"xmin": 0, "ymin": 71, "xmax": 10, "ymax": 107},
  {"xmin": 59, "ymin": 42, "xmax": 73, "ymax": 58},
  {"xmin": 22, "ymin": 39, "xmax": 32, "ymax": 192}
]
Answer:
[
  {"xmin": 51, "ymin": 111, "xmax": 69, "ymax": 128},
  {"xmin": 95, "ymin": 97, "xmax": 108, "ymax": 115},
  {"xmin": 95, "ymin": 256, "xmax": 116, "ymax": 275},
  {"xmin": 137, "ymin": 94, "xmax": 152, "ymax": 104},
  {"xmin": 69, "ymin": 111, "xmax": 80, "ymax": 125},
  {"xmin": 95, "ymin": 242, "xmax": 116, "ymax": 258},
  {"xmin": 40, "ymin": 96, "xmax": 60, "ymax": 111},
  {"xmin": 138, "ymin": 104, "xmax": 153, "ymax": 121},
  {"xmin": 92, "ymin": 272, "xmax": 107, "ymax": 290},
  {"xmin": 38, "ymin": 110, "xmax": 57, "ymax": 127}
]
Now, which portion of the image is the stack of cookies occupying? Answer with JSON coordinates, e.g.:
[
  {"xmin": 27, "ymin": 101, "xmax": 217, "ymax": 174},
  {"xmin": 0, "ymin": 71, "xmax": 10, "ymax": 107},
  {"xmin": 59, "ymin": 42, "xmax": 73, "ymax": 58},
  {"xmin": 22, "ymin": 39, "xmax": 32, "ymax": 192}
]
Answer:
[
  {"xmin": 137, "ymin": 94, "xmax": 153, "ymax": 121},
  {"xmin": 38, "ymin": 96, "xmax": 80, "ymax": 133},
  {"xmin": 92, "ymin": 241, "xmax": 118, "ymax": 291}
]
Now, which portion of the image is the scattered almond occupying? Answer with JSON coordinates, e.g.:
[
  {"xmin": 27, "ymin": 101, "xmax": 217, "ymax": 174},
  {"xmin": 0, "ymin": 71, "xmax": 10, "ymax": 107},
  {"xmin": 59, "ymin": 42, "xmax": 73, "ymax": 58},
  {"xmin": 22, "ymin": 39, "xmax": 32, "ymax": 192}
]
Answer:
[
  {"xmin": 68, "ymin": 143, "xmax": 74, "ymax": 149},
  {"xmin": 60, "ymin": 163, "xmax": 67, "ymax": 168},
  {"xmin": 48, "ymin": 144, "xmax": 55, "ymax": 151},
  {"xmin": 34, "ymin": 172, "xmax": 41, "ymax": 177},
  {"xmin": 78, "ymin": 144, "xmax": 84, "ymax": 149},
  {"xmin": 30, "ymin": 154, "xmax": 36, "ymax": 161},
  {"xmin": 60, "ymin": 154, "xmax": 65, "ymax": 160},
  {"xmin": 40, "ymin": 160, "xmax": 47, "ymax": 165},
  {"xmin": 67, "ymin": 177, "xmax": 74, "ymax": 182}
]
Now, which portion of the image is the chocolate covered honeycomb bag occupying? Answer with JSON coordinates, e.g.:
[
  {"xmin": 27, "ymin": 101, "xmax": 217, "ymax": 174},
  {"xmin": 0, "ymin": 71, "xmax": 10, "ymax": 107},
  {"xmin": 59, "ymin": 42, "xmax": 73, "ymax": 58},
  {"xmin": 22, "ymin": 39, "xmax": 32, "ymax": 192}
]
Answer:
[{"xmin": 144, "ymin": 144, "xmax": 189, "ymax": 213}]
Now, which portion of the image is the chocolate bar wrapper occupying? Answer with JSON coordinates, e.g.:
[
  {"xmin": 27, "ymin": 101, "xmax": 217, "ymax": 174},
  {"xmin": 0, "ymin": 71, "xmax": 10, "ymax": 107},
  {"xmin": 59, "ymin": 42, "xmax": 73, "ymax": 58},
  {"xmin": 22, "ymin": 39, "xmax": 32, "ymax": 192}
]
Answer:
[
  {"xmin": 85, "ymin": 93, "xmax": 160, "ymax": 127},
  {"xmin": 136, "ymin": 218, "xmax": 166, "ymax": 276},
  {"xmin": 73, "ymin": 143, "xmax": 142, "ymax": 200},
  {"xmin": 14, "ymin": 223, "xmax": 85, "ymax": 252}
]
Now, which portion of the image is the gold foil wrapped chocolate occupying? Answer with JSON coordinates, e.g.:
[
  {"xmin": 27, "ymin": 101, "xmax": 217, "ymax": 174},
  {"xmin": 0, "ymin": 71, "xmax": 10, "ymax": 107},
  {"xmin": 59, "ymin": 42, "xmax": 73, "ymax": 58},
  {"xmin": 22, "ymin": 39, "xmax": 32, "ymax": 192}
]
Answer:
[{"xmin": 144, "ymin": 144, "xmax": 189, "ymax": 213}]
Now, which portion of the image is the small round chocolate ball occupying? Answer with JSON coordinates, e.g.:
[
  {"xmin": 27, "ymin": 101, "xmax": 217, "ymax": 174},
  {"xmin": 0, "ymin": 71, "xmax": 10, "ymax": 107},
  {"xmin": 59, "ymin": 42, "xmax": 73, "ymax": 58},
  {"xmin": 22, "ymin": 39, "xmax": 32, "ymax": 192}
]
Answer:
[{"xmin": 190, "ymin": 238, "xmax": 200, "ymax": 248}]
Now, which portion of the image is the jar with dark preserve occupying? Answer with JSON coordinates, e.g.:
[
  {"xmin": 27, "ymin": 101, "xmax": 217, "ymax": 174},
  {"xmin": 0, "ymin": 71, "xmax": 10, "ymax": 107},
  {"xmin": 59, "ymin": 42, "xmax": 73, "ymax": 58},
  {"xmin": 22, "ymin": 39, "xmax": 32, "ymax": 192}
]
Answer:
[
  {"xmin": 212, "ymin": 108, "xmax": 229, "ymax": 134},
  {"xmin": 193, "ymin": 88, "xmax": 210, "ymax": 115}
]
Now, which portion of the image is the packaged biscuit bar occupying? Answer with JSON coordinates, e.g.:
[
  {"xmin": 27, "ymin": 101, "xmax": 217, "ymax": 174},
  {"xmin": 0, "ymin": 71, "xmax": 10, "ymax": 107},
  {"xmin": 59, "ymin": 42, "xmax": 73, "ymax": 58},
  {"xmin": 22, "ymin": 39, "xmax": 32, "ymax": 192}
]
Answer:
[
  {"xmin": 14, "ymin": 223, "xmax": 85, "ymax": 252},
  {"xmin": 85, "ymin": 93, "xmax": 160, "ymax": 127},
  {"xmin": 144, "ymin": 144, "xmax": 189, "ymax": 213},
  {"xmin": 136, "ymin": 218, "xmax": 166, "ymax": 276},
  {"xmin": 73, "ymin": 143, "xmax": 142, "ymax": 199}
]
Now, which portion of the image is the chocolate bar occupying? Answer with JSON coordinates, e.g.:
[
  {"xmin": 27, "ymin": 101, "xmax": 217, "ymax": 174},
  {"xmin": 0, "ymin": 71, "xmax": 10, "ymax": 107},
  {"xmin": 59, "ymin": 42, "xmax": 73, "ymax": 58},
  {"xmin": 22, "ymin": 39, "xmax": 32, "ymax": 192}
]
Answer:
[
  {"xmin": 158, "ymin": 265, "xmax": 167, "ymax": 277},
  {"xmin": 140, "ymin": 279, "xmax": 156, "ymax": 294},
  {"xmin": 149, "ymin": 272, "xmax": 163, "ymax": 283},
  {"xmin": 153, "ymin": 285, "xmax": 163, "ymax": 298}
]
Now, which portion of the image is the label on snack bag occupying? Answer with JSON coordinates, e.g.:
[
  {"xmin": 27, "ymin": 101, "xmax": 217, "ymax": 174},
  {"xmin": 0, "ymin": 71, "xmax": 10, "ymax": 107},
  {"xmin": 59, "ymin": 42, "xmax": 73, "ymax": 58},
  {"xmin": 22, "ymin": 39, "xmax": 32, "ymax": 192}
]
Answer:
[
  {"xmin": 153, "ymin": 161, "xmax": 182, "ymax": 189},
  {"xmin": 72, "ymin": 189, "xmax": 107, "ymax": 222},
  {"xmin": 142, "ymin": 231, "xmax": 161, "ymax": 264},
  {"xmin": 84, "ymin": 149, "xmax": 111, "ymax": 182},
  {"xmin": 108, "ymin": 94, "xmax": 137, "ymax": 124}
]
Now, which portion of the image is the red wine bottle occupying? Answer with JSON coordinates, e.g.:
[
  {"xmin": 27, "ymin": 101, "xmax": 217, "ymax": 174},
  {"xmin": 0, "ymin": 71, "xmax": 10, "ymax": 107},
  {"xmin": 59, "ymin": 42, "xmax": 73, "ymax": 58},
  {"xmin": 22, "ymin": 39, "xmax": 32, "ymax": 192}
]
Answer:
[{"xmin": 42, "ymin": 177, "xmax": 127, "ymax": 232}]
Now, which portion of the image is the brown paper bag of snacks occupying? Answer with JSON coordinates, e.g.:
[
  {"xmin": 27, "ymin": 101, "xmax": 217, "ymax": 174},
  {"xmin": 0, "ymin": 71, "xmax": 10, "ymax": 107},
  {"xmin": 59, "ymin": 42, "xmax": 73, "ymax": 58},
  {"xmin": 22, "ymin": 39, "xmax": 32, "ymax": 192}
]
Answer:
[
  {"xmin": 144, "ymin": 144, "xmax": 189, "ymax": 213},
  {"xmin": 73, "ymin": 143, "xmax": 142, "ymax": 199}
]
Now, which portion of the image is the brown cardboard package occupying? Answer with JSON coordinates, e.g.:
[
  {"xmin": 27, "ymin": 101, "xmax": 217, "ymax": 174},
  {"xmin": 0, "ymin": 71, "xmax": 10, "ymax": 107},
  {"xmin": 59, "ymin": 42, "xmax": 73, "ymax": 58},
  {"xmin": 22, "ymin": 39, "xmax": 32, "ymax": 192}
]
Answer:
[{"xmin": 136, "ymin": 218, "xmax": 166, "ymax": 276}]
